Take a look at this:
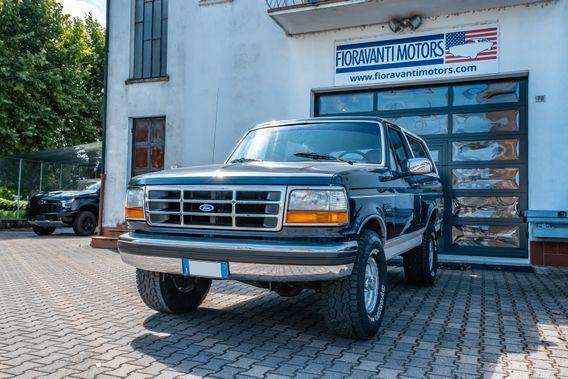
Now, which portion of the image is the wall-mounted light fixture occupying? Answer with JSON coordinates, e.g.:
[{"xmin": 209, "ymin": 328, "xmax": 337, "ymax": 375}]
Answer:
[{"xmin": 389, "ymin": 15, "xmax": 422, "ymax": 33}]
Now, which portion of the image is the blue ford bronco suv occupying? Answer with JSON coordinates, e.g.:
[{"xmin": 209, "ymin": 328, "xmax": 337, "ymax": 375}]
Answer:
[{"xmin": 118, "ymin": 117, "xmax": 443, "ymax": 339}]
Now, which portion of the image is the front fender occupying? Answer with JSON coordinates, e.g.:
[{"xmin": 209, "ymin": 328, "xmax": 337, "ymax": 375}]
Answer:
[{"xmin": 345, "ymin": 197, "xmax": 388, "ymax": 239}]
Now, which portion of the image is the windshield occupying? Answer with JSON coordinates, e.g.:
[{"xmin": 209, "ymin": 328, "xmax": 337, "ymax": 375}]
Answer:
[
  {"xmin": 228, "ymin": 122, "xmax": 383, "ymax": 164},
  {"xmin": 63, "ymin": 180, "xmax": 100, "ymax": 192}
]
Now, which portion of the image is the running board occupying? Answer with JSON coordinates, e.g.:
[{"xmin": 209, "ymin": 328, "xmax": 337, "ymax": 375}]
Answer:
[{"xmin": 384, "ymin": 227, "xmax": 425, "ymax": 260}]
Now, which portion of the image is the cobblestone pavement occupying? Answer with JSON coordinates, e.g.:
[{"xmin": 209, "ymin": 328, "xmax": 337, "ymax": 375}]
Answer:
[{"xmin": 0, "ymin": 230, "xmax": 567, "ymax": 379}]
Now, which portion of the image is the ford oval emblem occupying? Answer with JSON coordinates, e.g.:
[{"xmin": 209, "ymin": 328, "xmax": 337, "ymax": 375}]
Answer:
[{"xmin": 199, "ymin": 204, "xmax": 215, "ymax": 212}]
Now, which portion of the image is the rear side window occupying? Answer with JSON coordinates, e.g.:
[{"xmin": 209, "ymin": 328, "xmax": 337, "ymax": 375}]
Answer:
[
  {"xmin": 407, "ymin": 135, "xmax": 430, "ymax": 160},
  {"xmin": 387, "ymin": 127, "xmax": 410, "ymax": 170}
]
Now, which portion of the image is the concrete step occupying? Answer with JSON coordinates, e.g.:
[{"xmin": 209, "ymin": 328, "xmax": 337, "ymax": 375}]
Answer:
[{"xmin": 90, "ymin": 236, "xmax": 119, "ymax": 249}]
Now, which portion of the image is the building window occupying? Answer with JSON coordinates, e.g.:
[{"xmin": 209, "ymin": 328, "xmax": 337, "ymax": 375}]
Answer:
[
  {"xmin": 133, "ymin": 0, "xmax": 168, "ymax": 79},
  {"xmin": 132, "ymin": 117, "xmax": 165, "ymax": 177}
]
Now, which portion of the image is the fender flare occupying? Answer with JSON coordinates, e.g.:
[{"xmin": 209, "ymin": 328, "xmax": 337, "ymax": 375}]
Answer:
[
  {"xmin": 357, "ymin": 214, "xmax": 387, "ymax": 243},
  {"xmin": 426, "ymin": 205, "xmax": 442, "ymax": 233},
  {"xmin": 77, "ymin": 204, "xmax": 99, "ymax": 218}
]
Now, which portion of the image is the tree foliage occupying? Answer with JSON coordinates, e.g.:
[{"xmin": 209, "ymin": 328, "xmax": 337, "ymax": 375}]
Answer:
[{"xmin": 0, "ymin": 0, "xmax": 105, "ymax": 155}]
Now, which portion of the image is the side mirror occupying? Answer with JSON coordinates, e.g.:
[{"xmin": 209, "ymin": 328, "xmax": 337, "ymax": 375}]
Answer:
[{"xmin": 407, "ymin": 158, "xmax": 433, "ymax": 175}]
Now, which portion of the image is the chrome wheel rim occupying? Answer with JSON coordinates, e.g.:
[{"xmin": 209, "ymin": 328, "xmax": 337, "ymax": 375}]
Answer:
[
  {"xmin": 428, "ymin": 234, "xmax": 436, "ymax": 272},
  {"xmin": 364, "ymin": 253, "xmax": 379, "ymax": 314}
]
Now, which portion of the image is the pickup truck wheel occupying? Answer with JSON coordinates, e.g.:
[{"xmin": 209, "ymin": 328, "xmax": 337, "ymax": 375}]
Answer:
[
  {"xmin": 136, "ymin": 269, "xmax": 211, "ymax": 314},
  {"xmin": 32, "ymin": 225, "xmax": 56, "ymax": 236},
  {"xmin": 72, "ymin": 211, "xmax": 97, "ymax": 236},
  {"xmin": 320, "ymin": 230, "xmax": 387, "ymax": 340},
  {"xmin": 403, "ymin": 222, "xmax": 438, "ymax": 286}
]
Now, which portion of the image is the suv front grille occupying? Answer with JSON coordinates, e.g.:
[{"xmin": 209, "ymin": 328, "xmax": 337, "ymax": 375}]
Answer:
[
  {"xmin": 27, "ymin": 200, "xmax": 62, "ymax": 217},
  {"xmin": 145, "ymin": 186, "xmax": 286, "ymax": 231}
]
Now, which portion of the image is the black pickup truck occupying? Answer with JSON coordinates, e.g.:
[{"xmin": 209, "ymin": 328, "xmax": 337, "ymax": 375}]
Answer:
[
  {"xmin": 27, "ymin": 179, "xmax": 100, "ymax": 236},
  {"xmin": 118, "ymin": 117, "xmax": 443, "ymax": 339}
]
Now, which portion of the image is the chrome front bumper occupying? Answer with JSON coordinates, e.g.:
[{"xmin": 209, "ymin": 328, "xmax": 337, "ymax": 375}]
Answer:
[{"xmin": 118, "ymin": 232, "xmax": 357, "ymax": 282}]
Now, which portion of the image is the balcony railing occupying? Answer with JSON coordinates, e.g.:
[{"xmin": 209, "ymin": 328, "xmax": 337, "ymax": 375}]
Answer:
[{"xmin": 266, "ymin": 0, "xmax": 330, "ymax": 10}]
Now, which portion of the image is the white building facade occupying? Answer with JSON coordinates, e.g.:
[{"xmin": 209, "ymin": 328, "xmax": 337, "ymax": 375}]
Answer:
[{"xmin": 102, "ymin": 0, "xmax": 568, "ymax": 266}]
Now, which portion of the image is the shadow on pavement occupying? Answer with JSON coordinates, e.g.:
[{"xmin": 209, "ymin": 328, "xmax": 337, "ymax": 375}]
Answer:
[{"xmin": 129, "ymin": 267, "xmax": 568, "ymax": 377}]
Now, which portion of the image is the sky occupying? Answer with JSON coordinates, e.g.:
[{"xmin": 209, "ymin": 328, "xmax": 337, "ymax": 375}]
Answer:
[{"xmin": 59, "ymin": 0, "xmax": 106, "ymax": 26}]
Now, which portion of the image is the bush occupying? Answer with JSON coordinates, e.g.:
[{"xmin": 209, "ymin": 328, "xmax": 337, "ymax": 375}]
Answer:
[
  {"xmin": 0, "ymin": 198, "xmax": 27, "ymax": 212},
  {"xmin": 0, "ymin": 187, "xmax": 16, "ymax": 199},
  {"xmin": 0, "ymin": 210, "xmax": 24, "ymax": 220}
]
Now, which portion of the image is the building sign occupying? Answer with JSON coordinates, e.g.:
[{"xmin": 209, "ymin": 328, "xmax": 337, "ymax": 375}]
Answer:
[{"xmin": 335, "ymin": 24, "xmax": 499, "ymax": 86}]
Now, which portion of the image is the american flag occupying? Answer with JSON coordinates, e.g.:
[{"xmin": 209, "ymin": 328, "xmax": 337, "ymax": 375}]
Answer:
[{"xmin": 445, "ymin": 27, "xmax": 498, "ymax": 64}]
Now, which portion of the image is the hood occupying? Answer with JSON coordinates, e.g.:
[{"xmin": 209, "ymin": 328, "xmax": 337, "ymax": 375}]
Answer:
[
  {"xmin": 130, "ymin": 162, "xmax": 387, "ymax": 188},
  {"xmin": 30, "ymin": 189, "xmax": 96, "ymax": 201}
]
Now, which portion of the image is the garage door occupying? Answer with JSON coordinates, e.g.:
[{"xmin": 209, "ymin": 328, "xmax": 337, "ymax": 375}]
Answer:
[{"xmin": 315, "ymin": 78, "xmax": 528, "ymax": 260}]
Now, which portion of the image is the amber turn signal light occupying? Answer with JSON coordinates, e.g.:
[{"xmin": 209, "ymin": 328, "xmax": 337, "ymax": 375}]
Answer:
[
  {"xmin": 285, "ymin": 211, "xmax": 348, "ymax": 225},
  {"xmin": 125, "ymin": 207, "xmax": 145, "ymax": 220}
]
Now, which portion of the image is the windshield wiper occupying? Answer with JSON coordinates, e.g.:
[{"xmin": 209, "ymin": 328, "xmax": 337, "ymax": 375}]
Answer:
[
  {"xmin": 229, "ymin": 158, "xmax": 261, "ymax": 164},
  {"xmin": 293, "ymin": 152, "xmax": 353, "ymax": 165}
]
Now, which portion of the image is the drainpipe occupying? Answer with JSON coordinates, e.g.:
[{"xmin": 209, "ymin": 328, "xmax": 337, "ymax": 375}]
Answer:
[{"xmin": 96, "ymin": 0, "xmax": 111, "ymax": 236}]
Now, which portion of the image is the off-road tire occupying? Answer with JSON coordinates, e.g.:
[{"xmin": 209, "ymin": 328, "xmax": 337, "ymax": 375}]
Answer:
[
  {"xmin": 403, "ymin": 222, "xmax": 438, "ymax": 286},
  {"xmin": 72, "ymin": 210, "xmax": 97, "ymax": 236},
  {"xmin": 136, "ymin": 269, "xmax": 211, "ymax": 314},
  {"xmin": 32, "ymin": 225, "xmax": 56, "ymax": 236},
  {"xmin": 321, "ymin": 230, "xmax": 387, "ymax": 340}
]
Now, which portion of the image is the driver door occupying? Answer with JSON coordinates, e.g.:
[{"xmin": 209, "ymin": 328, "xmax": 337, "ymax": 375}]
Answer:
[{"xmin": 386, "ymin": 126, "xmax": 416, "ymax": 238}]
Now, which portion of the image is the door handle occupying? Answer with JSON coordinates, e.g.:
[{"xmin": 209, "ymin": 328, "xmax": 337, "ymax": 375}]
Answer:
[{"xmin": 383, "ymin": 204, "xmax": 393, "ymax": 212}]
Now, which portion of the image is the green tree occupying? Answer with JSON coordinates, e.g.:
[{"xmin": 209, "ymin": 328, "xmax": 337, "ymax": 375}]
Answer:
[{"xmin": 0, "ymin": 0, "xmax": 105, "ymax": 155}]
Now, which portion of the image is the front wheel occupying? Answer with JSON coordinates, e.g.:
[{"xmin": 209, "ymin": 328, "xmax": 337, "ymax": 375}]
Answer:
[
  {"xmin": 403, "ymin": 222, "xmax": 438, "ymax": 286},
  {"xmin": 320, "ymin": 230, "xmax": 387, "ymax": 340},
  {"xmin": 136, "ymin": 269, "xmax": 211, "ymax": 314},
  {"xmin": 72, "ymin": 211, "xmax": 97, "ymax": 236}
]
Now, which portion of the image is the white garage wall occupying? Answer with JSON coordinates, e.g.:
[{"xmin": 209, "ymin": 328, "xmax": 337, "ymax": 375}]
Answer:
[{"xmin": 103, "ymin": 0, "xmax": 568, "ymax": 227}]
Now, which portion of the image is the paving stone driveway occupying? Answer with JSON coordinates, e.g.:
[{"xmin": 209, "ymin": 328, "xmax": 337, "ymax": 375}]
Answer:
[{"xmin": 0, "ymin": 230, "xmax": 567, "ymax": 379}]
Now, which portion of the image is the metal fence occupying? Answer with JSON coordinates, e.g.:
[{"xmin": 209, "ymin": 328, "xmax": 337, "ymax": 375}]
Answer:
[{"xmin": 0, "ymin": 143, "xmax": 101, "ymax": 220}]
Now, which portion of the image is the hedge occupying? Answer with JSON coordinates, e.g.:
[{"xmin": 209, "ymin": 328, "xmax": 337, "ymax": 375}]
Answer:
[
  {"xmin": 0, "ymin": 198, "xmax": 28, "ymax": 212},
  {"xmin": 0, "ymin": 210, "xmax": 25, "ymax": 220}
]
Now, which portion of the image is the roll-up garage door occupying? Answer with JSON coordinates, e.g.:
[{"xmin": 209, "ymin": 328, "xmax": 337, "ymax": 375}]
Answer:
[{"xmin": 315, "ymin": 78, "xmax": 528, "ymax": 260}]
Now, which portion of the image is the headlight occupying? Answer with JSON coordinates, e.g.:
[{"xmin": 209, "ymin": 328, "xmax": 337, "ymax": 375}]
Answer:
[
  {"xmin": 125, "ymin": 187, "xmax": 145, "ymax": 220},
  {"xmin": 61, "ymin": 199, "xmax": 75, "ymax": 208},
  {"xmin": 286, "ymin": 188, "xmax": 348, "ymax": 225}
]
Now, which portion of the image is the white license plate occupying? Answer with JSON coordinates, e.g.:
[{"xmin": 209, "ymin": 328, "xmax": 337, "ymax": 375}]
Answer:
[{"xmin": 181, "ymin": 259, "xmax": 229, "ymax": 279}]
